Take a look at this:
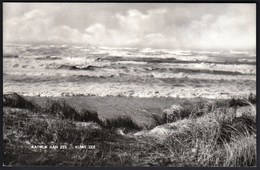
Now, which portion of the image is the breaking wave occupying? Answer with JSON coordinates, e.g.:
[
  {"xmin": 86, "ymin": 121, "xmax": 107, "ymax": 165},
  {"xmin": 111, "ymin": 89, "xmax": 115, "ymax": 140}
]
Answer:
[{"xmin": 3, "ymin": 44, "xmax": 256, "ymax": 99}]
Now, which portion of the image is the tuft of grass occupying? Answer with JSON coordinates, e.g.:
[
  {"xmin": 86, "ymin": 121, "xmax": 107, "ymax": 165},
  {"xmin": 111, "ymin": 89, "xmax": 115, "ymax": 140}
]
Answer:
[
  {"xmin": 100, "ymin": 115, "xmax": 141, "ymax": 130},
  {"xmin": 161, "ymin": 93, "xmax": 256, "ymax": 124},
  {"xmin": 43, "ymin": 99, "xmax": 101, "ymax": 123},
  {"xmin": 218, "ymin": 115, "xmax": 256, "ymax": 144},
  {"xmin": 3, "ymin": 93, "xmax": 38, "ymax": 111},
  {"xmin": 44, "ymin": 99, "xmax": 79, "ymax": 120},
  {"xmin": 162, "ymin": 99, "xmax": 222, "ymax": 123},
  {"xmin": 221, "ymin": 135, "xmax": 256, "ymax": 167},
  {"xmin": 228, "ymin": 93, "xmax": 256, "ymax": 107}
]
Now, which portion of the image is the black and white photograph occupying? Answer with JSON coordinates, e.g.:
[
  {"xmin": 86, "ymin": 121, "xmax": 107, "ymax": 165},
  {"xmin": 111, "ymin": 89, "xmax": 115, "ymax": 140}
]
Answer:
[{"xmin": 3, "ymin": 2, "xmax": 257, "ymax": 167}]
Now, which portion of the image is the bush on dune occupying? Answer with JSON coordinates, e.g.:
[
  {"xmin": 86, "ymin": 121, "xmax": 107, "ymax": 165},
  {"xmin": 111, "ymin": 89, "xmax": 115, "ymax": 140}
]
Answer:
[
  {"xmin": 43, "ymin": 99, "xmax": 101, "ymax": 123},
  {"xmin": 218, "ymin": 115, "xmax": 256, "ymax": 144},
  {"xmin": 162, "ymin": 99, "xmax": 220, "ymax": 124},
  {"xmin": 229, "ymin": 93, "xmax": 256, "ymax": 107},
  {"xmin": 44, "ymin": 99, "xmax": 78, "ymax": 119},
  {"xmin": 3, "ymin": 93, "xmax": 38, "ymax": 111},
  {"xmin": 3, "ymin": 93, "xmax": 101, "ymax": 124},
  {"xmin": 161, "ymin": 93, "xmax": 256, "ymax": 124},
  {"xmin": 100, "ymin": 116, "xmax": 141, "ymax": 130}
]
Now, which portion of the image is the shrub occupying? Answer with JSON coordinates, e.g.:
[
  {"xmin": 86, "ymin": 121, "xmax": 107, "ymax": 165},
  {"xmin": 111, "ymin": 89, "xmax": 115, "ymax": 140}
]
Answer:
[
  {"xmin": 101, "ymin": 116, "xmax": 141, "ymax": 130},
  {"xmin": 43, "ymin": 99, "xmax": 100, "ymax": 123},
  {"xmin": 3, "ymin": 93, "xmax": 38, "ymax": 110},
  {"xmin": 218, "ymin": 115, "xmax": 256, "ymax": 144}
]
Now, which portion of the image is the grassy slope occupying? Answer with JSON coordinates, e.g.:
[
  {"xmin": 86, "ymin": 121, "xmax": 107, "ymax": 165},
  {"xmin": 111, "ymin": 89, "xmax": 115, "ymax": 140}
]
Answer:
[{"xmin": 3, "ymin": 93, "xmax": 256, "ymax": 166}]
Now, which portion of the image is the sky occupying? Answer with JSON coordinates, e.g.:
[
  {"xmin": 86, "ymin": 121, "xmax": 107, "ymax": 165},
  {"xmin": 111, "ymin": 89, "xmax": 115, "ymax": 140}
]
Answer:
[{"xmin": 3, "ymin": 3, "xmax": 256, "ymax": 50}]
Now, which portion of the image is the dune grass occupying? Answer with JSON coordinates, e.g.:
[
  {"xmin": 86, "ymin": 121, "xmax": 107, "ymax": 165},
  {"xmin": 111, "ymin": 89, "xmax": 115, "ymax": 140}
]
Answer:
[
  {"xmin": 135, "ymin": 101, "xmax": 256, "ymax": 167},
  {"xmin": 3, "ymin": 93, "xmax": 256, "ymax": 166}
]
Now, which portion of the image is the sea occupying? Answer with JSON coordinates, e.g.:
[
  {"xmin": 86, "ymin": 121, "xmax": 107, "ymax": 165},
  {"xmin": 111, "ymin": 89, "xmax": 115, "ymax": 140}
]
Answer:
[{"xmin": 3, "ymin": 44, "xmax": 256, "ymax": 99}]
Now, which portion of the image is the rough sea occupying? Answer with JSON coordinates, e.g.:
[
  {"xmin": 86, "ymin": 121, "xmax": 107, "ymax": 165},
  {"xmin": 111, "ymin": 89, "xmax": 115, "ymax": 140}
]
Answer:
[{"xmin": 3, "ymin": 44, "xmax": 256, "ymax": 99}]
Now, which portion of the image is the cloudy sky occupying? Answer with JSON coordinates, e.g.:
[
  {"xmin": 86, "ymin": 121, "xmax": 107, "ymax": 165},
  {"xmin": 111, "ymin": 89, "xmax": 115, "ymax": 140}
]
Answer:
[{"xmin": 3, "ymin": 3, "xmax": 256, "ymax": 50}]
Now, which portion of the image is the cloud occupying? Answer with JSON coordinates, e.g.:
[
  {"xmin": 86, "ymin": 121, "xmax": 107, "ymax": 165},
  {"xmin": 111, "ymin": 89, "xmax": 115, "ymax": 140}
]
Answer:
[
  {"xmin": 4, "ymin": 9, "xmax": 51, "ymax": 43},
  {"xmin": 3, "ymin": 3, "xmax": 256, "ymax": 50},
  {"xmin": 4, "ymin": 9, "xmax": 93, "ymax": 45},
  {"xmin": 183, "ymin": 9, "xmax": 256, "ymax": 50},
  {"xmin": 82, "ymin": 9, "xmax": 168, "ymax": 47}
]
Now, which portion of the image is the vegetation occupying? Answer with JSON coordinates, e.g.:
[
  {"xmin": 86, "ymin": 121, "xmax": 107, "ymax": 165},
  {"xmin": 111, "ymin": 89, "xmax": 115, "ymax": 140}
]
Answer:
[{"xmin": 3, "ymin": 93, "xmax": 256, "ymax": 166}]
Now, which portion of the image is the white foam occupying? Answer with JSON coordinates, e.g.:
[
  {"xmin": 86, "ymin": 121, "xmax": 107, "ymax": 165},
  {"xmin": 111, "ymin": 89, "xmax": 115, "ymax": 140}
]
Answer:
[
  {"xmin": 64, "ymin": 57, "xmax": 96, "ymax": 65},
  {"xmin": 238, "ymin": 58, "xmax": 256, "ymax": 62},
  {"xmin": 116, "ymin": 61, "xmax": 147, "ymax": 65},
  {"xmin": 230, "ymin": 50, "xmax": 249, "ymax": 54},
  {"xmin": 4, "ymin": 81, "xmax": 256, "ymax": 99},
  {"xmin": 160, "ymin": 63, "xmax": 256, "ymax": 74},
  {"xmin": 173, "ymin": 55, "xmax": 209, "ymax": 61}
]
